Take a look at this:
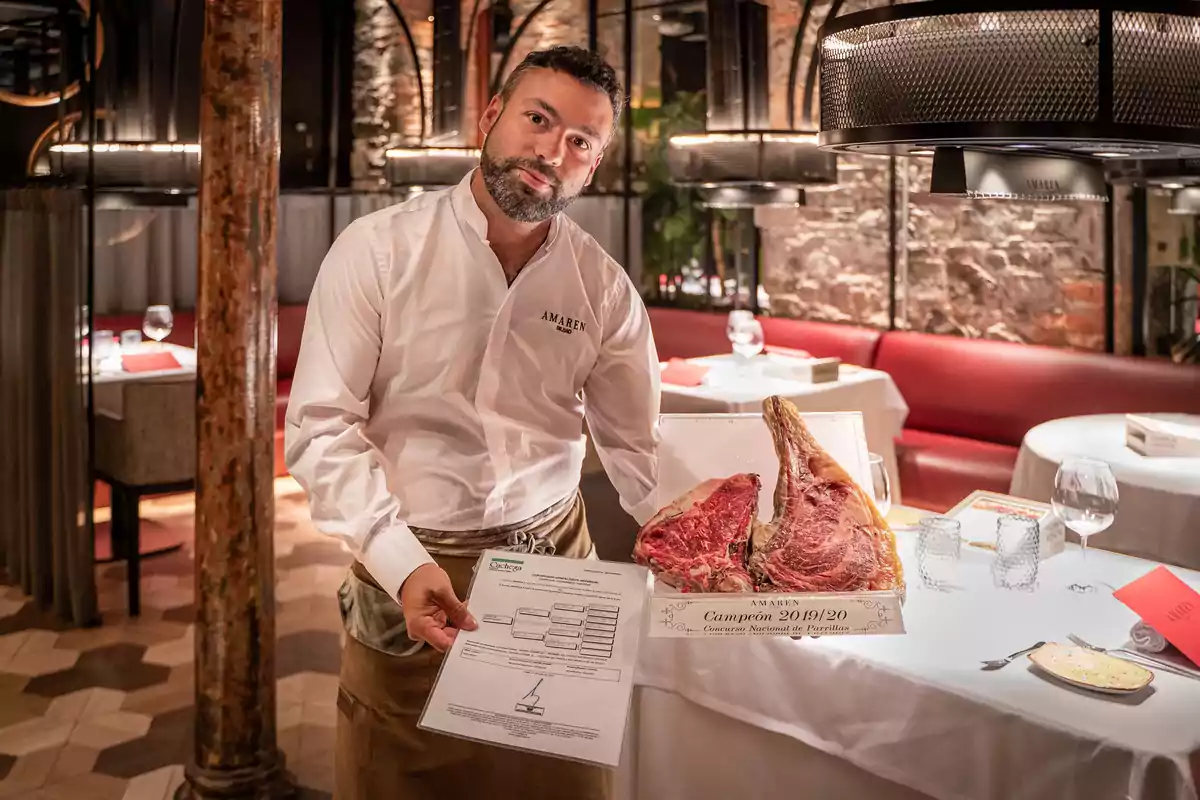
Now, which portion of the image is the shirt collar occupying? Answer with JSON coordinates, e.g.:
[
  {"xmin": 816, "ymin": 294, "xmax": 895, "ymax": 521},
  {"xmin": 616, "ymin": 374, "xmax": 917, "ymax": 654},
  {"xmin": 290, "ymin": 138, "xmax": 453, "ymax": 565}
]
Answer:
[
  {"xmin": 451, "ymin": 169, "xmax": 489, "ymax": 242},
  {"xmin": 451, "ymin": 167, "xmax": 563, "ymax": 253}
]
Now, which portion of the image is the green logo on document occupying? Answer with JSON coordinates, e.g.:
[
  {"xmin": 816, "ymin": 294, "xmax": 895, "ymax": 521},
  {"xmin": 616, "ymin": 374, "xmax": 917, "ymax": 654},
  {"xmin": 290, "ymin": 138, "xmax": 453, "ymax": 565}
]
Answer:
[{"xmin": 489, "ymin": 557, "xmax": 524, "ymax": 573}]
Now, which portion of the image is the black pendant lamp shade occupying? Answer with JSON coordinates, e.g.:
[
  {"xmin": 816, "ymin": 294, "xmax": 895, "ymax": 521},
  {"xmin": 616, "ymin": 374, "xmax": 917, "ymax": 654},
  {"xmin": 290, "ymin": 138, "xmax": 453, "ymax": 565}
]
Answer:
[
  {"xmin": 1105, "ymin": 157, "xmax": 1200, "ymax": 188},
  {"xmin": 817, "ymin": 1, "xmax": 1200, "ymax": 162},
  {"xmin": 385, "ymin": 146, "xmax": 480, "ymax": 187},
  {"xmin": 1169, "ymin": 187, "xmax": 1200, "ymax": 214},
  {"xmin": 929, "ymin": 148, "xmax": 1108, "ymax": 201},
  {"xmin": 50, "ymin": 142, "xmax": 199, "ymax": 190},
  {"xmin": 666, "ymin": 0, "xmax": 835, "ymax": 208},
  {"xmin": 696, "ymin": 183, "xmax": 806, "ymax": 208}
]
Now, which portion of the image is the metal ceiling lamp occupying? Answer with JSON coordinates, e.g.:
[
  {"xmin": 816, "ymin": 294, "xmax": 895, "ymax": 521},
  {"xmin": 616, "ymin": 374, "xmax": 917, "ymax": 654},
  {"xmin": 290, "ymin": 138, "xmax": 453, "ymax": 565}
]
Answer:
[
  {"xmin": 383, "ymin": 0, "xmax": 479, "ymax": 194},
  {"xmin": 28, "ymin": 0, "xmax": 200, "ymax": 199},
  {"xmin": 1105, "ymin": 157, "xmax": 1200, "ymax": 189},
  {"xmin": 0, "ymin": 0, "xmax": 104, "ymax": 108},
  {"xmin": 1169, "ymin": 187, "xmax": 1200, "ymax": 215},
  {"xmin": 33, "ymin": 0, "xmax": 201, "ymax": 197},
  {"xmin": 666, "ymin": 0, "xmax": 838, "ymax": 208},
  {"xmin": 48, "ymin": 141, "xmax": 200, "ymax": 193},
  {"xmin": 929, "ymin": 148, "xmax": 1108, "ymax": 201},
  {"xmin": 817, "ymin": 1, "xmax": 1200, "ymax": 202}
]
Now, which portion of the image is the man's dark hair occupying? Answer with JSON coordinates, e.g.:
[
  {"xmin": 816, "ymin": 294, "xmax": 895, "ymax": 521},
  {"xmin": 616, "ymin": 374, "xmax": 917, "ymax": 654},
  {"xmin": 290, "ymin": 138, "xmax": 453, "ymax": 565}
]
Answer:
[{"xmin": 499, "ymin": 46, "xmax": 625, "ymax": 135}]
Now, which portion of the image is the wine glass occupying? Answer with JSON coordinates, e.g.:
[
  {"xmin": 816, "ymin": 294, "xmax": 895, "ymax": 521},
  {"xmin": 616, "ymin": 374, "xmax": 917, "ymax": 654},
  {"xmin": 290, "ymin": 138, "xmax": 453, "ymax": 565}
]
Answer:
[
  {"xmin": 726, "ymin": 310, "xmax": 753, "ymax": 347},
  {"xmin": 143, "ymin": 305, "xmax": 174, "ymax": 350},
  {"xmin": 1051, "ymin": 457, "xmax": 1118, "ymax": 594},
  {"xmin": 726, "ymin": 311, "xmax": 764, "ymax": 369},
  {"xmin": 868, "ymin": 453, "xmax": 891, "ymax": 518}
]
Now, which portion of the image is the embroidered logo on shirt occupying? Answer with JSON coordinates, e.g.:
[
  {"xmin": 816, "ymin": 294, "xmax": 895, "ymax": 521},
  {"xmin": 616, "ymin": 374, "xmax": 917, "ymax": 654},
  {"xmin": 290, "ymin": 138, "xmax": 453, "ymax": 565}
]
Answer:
[{"xmin": 541, "ymin": 311, "xmax": 587, "ymax": 335}]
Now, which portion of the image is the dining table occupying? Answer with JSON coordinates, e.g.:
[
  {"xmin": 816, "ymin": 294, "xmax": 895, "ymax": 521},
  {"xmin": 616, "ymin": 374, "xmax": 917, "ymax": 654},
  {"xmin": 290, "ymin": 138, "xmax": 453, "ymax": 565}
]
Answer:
[
  {"xmin": 1010, "ymin": 413, "xmax": 1200, "ymax": 571},
  {"xmin": 617, "ymin": 520, "xmax": 1200, "ymax": 800},
  {"xmin": 91, "ymin": 342, "xmax": 197, "ymax": 420},
  {"xmin": 89, "ymin": 342, "xmax": 197, "ymax": 565},
  {"xmin": 659, "ymin": 353, "xmax": 909, "ymax": 503}
]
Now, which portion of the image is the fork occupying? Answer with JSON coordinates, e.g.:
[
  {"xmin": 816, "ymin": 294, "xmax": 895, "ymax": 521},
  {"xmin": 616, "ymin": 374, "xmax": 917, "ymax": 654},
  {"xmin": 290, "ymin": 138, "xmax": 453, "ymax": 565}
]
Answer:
[
  {"xmin": 1068, "ymin": 634, "xmax": 1200, "ymax": 681},
  {"xmin": 981, "ymin": 641, "xmax": 1046, "ymax": 670}
]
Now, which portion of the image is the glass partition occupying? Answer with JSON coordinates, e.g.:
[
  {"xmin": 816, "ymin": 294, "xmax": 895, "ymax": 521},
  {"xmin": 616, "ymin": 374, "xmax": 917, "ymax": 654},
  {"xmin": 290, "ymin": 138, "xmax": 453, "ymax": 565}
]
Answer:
[{"xmin": 1143, "ymin": 189, "xmax": 1200, "ymax": 363}]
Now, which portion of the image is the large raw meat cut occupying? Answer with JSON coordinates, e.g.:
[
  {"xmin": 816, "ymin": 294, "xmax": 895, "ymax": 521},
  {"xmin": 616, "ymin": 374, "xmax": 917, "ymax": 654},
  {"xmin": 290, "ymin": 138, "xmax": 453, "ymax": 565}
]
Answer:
[
  {"xmin": 748, "ymin": 396, "xmax": 904, "ymax": 593},
  {"xmin": 632, "ymin": 473, "xmax": 759, "ymax": 592},
  {"xmin": 633, "ymin": 396, "xmax": 903, "ymax": 596}
]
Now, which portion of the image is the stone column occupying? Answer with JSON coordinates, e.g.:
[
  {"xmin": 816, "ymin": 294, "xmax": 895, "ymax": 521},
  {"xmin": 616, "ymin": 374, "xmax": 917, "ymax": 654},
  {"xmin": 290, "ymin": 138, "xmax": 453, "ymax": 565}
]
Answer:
[{"xmin": 179, "ymin": 0, "xmax": 292, "ymax": 797}]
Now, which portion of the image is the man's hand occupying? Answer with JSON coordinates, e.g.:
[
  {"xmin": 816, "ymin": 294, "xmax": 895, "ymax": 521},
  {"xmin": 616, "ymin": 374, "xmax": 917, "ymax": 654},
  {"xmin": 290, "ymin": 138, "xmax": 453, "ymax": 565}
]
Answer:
[{"xmin": 399, "ymin": 563, "xmax": 478, "ymax": 652}]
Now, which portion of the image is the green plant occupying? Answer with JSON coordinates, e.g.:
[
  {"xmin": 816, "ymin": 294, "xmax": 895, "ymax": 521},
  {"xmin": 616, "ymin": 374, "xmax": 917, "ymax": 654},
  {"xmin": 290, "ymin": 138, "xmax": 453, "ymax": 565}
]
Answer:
[{"xmin": 629, "ymin": 92, "xmax": 718, "ymax": 298}]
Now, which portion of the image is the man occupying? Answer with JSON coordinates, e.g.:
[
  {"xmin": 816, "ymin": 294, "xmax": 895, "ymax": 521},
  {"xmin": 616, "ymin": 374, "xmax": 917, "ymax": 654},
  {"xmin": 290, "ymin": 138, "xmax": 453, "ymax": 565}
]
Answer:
[{"xmin": 285, "ymin": 46, "xmax": 660, "ymax": 799}]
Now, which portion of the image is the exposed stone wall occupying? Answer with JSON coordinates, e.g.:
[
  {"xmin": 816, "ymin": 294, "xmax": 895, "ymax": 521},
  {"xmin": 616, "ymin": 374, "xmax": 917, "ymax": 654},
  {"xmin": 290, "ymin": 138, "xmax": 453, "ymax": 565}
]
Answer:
[
  {"xmin": 501, "ymin": 0, "xmax": 590, "ymax": 82},
  {"xmin": 901, "ymin": 159, "xmax": 1107, "ymax": 350},
  {"xmin": 758, "ymin": 156, "xmax": 1108, "ymax": 350},
  {"xmin": 754, "ymin": 0, "xmax": 1108, "ymax": 351},
  {"xmin": 757, "ymin": 155, "xmax": 893, "ymax": 329},
  {"xmin": 352, "ymin": 0, "xmax": 433, "ymax": 187},
  {"xmin": 758, "ymin": 0, "xmax": 896, "ymax": 334}
]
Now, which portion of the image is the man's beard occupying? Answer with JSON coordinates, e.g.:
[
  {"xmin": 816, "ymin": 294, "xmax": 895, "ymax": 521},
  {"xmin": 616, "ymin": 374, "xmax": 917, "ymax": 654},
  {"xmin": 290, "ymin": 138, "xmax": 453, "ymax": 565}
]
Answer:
[{"xmin": 479, "ymin": 143, "xmax": 577, "ymax": 223}]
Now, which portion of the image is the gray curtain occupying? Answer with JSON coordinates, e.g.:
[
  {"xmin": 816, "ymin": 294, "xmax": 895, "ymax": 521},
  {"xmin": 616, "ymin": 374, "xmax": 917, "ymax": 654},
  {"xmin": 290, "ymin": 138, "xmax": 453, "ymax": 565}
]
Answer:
[{"xmin": 0, "ymin": 189, "xmax": 97, "ymax": 627}]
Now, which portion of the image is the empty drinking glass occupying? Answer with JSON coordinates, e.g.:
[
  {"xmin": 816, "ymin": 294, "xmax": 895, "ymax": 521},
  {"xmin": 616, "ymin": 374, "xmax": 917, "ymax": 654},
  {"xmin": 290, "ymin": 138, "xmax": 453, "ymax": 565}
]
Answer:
[
  {"xmin": 917, "ymin": 516, "xmax": 961, "ymax": 590},
  {"xmin": 868, "ymin": 453, "xmax": 891, "ymax": 518},
  {"xmin": 91, "ymin": 329, "xmax": 115, "ymax": 369},
  {"xmin": 143, "ymin": 305, "xmax": 174, "ymax": 349},
  {"xmin": 992, "ymin": 515, "xmax": 1040, "ymax": 591}
]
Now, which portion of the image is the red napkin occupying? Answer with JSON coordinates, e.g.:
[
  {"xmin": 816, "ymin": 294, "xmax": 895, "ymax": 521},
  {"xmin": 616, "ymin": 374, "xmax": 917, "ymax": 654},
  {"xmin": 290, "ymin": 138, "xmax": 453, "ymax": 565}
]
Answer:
[
  {"xmin": 661, "ymin": 358, "xmax": 709, "ymax": 387},
  {"xmin": 765, "ymin": 344, "xmax": 812, "ymax": 359},
  {"xmin": 122, "ymin": 351, "xmax": 181, "ymax": 373}
]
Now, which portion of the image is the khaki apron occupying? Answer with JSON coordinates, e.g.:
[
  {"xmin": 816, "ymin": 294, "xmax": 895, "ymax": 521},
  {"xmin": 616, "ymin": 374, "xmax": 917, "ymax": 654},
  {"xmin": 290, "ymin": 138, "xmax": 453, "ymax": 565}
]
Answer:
[{"xmin": 334, "ymin": 489, "xmax": 612, "ymax": 800}]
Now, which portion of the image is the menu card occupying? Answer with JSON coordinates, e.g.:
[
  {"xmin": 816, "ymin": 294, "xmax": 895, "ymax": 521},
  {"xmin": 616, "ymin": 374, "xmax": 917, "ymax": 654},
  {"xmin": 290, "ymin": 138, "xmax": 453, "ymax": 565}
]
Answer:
[
  {"xmin": 1125, "ymin": 414, "xmax": 1200, "ymax": 457},
  {"xmin": 944, "ymin": 490, "xmax": 1065, "ymax": 561},
  {"xmin": 1113, "ymin": 566, "xmax": 1200, "ymax": 667},
  {"xmin": 759, "ymin": 354, "xmax": 841, "ymax": 384}
]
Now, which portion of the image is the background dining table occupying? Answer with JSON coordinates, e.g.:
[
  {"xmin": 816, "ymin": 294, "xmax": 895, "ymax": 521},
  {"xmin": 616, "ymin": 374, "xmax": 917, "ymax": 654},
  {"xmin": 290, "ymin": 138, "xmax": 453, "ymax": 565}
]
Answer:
[
  {"xmin": 659, "ymin": 354, "xmax": 909, "ymax": 503},
  {"xmin": 91, "ymin": 342, "xmax": 197, "ymax": 420},
  {"xmin": 1010, "ymin": 413, "xmax": 1200, "ymax": 571}
]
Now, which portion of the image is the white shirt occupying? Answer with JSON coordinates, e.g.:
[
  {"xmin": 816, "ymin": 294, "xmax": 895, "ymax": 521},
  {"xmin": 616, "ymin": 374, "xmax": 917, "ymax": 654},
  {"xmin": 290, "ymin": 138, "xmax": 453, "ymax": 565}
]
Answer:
[{"xmin": 284, "ymin": 170, "xmax": 661, "ymax": 601}]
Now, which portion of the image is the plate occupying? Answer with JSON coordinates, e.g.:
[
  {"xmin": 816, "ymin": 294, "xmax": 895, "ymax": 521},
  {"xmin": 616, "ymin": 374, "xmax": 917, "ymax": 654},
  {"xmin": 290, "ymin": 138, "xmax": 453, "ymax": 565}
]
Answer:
[{"xmin": 1027, "ymin": 643, "xmax": 1154, "ymax": 694}]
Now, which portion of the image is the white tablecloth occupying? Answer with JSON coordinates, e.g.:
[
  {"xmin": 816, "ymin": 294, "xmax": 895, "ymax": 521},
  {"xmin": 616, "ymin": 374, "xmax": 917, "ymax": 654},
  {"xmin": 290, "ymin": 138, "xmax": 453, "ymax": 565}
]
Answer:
[
  {"xmin": 660, "ymin": 355, "xmax": 909, "ymax": 503},
  {"xmin": 92, "ymin": 343, "xmax": 197, "ymax": 420},
  {"xmin": 1010, "ymin": 414, "xmax": 1200, "ymax": 570},
  {"xmin": 620, "ymin": 533, "xmax": 1200, "ymax": 800}
]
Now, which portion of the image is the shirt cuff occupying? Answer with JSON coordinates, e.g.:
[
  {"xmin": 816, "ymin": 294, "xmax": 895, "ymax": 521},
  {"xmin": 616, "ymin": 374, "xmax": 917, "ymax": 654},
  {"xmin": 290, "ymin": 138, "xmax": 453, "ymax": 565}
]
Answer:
[{"xmin": 358, "ymin": 521, "xmax": 436, "ymax": 603}]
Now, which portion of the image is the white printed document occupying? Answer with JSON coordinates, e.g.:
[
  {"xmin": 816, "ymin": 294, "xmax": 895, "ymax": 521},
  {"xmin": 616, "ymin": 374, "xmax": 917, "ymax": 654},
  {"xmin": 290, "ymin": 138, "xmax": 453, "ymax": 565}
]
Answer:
[{"xmin": 419, "ymin": 549, "xmax": 650, "ymax": 767}]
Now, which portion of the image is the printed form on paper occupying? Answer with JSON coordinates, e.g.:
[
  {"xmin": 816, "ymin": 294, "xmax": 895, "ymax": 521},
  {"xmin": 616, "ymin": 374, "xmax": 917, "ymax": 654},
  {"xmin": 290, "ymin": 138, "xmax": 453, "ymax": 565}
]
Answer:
[{"xmin": 419, "ymin": 550, "xmax": 650, "ymax": 767}]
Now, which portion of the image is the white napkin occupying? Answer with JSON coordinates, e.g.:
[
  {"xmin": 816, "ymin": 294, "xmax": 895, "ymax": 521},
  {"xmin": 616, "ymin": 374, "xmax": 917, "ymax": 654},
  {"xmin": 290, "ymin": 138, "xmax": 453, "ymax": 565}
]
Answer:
[{"xmin": 1130, "ymin": 620, "xmax": 1170, "ymax": 654}]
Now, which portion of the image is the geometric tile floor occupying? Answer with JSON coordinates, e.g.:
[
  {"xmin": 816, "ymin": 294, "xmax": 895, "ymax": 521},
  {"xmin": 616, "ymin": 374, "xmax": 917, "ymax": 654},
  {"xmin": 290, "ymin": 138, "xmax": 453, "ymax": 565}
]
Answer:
[{"xmin": 0, "ymin": 478, "xmax": 345, "ymax": 799}]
